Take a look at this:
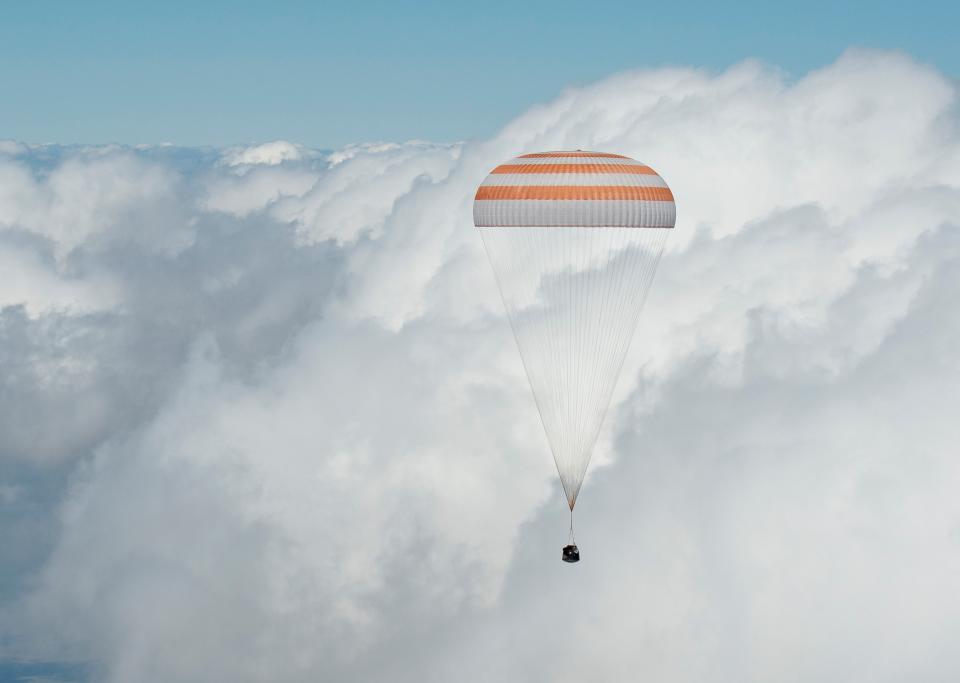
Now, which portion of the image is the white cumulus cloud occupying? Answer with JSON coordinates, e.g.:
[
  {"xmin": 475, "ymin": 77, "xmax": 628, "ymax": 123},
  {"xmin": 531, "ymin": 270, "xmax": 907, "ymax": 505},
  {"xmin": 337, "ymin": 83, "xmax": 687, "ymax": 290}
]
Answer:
[
  {"xmin": 220, "ymin": 140, "xmax": 309, "ymax": 167},
  {"xmin": 1, "ymin": 49, "xmax": 959, "ymax": 683}
]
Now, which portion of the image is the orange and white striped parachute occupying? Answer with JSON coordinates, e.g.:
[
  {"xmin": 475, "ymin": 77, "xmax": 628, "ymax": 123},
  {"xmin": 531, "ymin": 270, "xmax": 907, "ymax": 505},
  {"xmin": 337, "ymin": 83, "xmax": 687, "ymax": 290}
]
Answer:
[{"xmin": 475, "ymin": 151, "xmax": 675, "ymax": 516}]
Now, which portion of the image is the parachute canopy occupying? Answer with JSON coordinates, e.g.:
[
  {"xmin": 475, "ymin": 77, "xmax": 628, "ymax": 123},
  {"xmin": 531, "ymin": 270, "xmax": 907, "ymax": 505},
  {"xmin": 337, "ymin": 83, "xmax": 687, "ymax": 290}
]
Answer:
[{"xmin": 475, "ymin": 151, "xmax": 675, "ymax": 509}]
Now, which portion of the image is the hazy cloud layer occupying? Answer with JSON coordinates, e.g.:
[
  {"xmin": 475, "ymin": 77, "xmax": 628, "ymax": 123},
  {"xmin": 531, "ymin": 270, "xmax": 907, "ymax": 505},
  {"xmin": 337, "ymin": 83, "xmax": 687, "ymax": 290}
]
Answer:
[{"xmin": 1, "ymin": 49, "xmax": 959, "ymax": 682}]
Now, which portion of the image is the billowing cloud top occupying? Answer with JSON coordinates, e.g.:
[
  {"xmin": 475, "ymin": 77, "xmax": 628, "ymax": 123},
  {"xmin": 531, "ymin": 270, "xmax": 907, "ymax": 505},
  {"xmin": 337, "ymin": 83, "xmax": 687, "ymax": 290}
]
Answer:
[{"xmin": 2, "ymin": 49, "xmax": 960, "ymax": 682}]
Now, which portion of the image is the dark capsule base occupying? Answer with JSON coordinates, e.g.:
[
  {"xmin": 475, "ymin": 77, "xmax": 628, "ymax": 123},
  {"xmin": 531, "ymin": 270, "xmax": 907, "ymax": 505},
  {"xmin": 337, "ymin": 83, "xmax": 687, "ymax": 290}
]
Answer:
[{"xmin": 562, "ymin": 544, "xmax": 580, "ymax": 563}]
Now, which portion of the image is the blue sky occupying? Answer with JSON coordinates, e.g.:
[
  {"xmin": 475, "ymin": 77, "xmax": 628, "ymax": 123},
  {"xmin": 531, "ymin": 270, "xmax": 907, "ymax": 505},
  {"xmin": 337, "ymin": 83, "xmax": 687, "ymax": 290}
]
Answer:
[{"xmin": 2, "ymin": 0, "xmax": 957, "ymax": 148}]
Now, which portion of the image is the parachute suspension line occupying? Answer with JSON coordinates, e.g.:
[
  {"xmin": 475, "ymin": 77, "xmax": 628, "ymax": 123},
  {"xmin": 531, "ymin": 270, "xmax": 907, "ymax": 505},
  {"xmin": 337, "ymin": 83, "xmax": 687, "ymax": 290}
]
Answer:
[
  {"xmin": 568, "ymin": 507, "xmax": 576, "ymax": 546},
  {"xmin": 480, "ymin": 225, "xmax": 670, "ymax": 511}
]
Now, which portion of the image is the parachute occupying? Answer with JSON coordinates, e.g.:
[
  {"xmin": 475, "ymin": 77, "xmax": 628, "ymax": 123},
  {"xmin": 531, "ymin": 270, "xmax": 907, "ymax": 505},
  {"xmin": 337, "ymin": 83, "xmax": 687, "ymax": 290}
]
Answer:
[{"xmin": 474, "ymin": 151, "xmax": 675, "ymax": 561}]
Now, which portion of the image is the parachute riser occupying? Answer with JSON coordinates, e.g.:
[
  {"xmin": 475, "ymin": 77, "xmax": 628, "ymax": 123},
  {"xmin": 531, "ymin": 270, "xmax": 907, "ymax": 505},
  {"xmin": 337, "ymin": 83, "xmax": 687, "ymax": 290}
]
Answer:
[{"xmin": 563, "ymin": 508, "xmax": 580, "ymax": 563}]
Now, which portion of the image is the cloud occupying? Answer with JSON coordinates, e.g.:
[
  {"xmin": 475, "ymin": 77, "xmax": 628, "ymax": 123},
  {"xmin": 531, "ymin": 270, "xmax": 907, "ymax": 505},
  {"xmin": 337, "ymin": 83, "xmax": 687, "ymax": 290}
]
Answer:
[
  {"xmin": 2, "ymin": 49, "xmax": 959, "ymax": 682},
  {"xmin": 219, "ymin": 141, "xmax": 310, "ymax": 168}
]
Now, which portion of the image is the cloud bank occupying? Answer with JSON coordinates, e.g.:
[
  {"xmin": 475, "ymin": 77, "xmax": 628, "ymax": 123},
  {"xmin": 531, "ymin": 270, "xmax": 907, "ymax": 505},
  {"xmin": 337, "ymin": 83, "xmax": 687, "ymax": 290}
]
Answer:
[{"xmin": 1, "ymin": 49, "xmax": 959, "ymax": 682}]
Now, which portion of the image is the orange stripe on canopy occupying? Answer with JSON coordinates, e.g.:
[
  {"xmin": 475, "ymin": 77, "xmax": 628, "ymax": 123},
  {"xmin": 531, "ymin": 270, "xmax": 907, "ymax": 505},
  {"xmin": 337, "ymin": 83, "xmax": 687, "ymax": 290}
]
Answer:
[
  {"xmin": 517, "ymin": 151, "xmax": 629, "ymax": 158},
  {"xmin": 491, "ymin": 163, "xmax": 656, "ymax": 174},
  {"xmin": 475, "ymin": 186, "xmax": 675, "ymax": 201}
]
